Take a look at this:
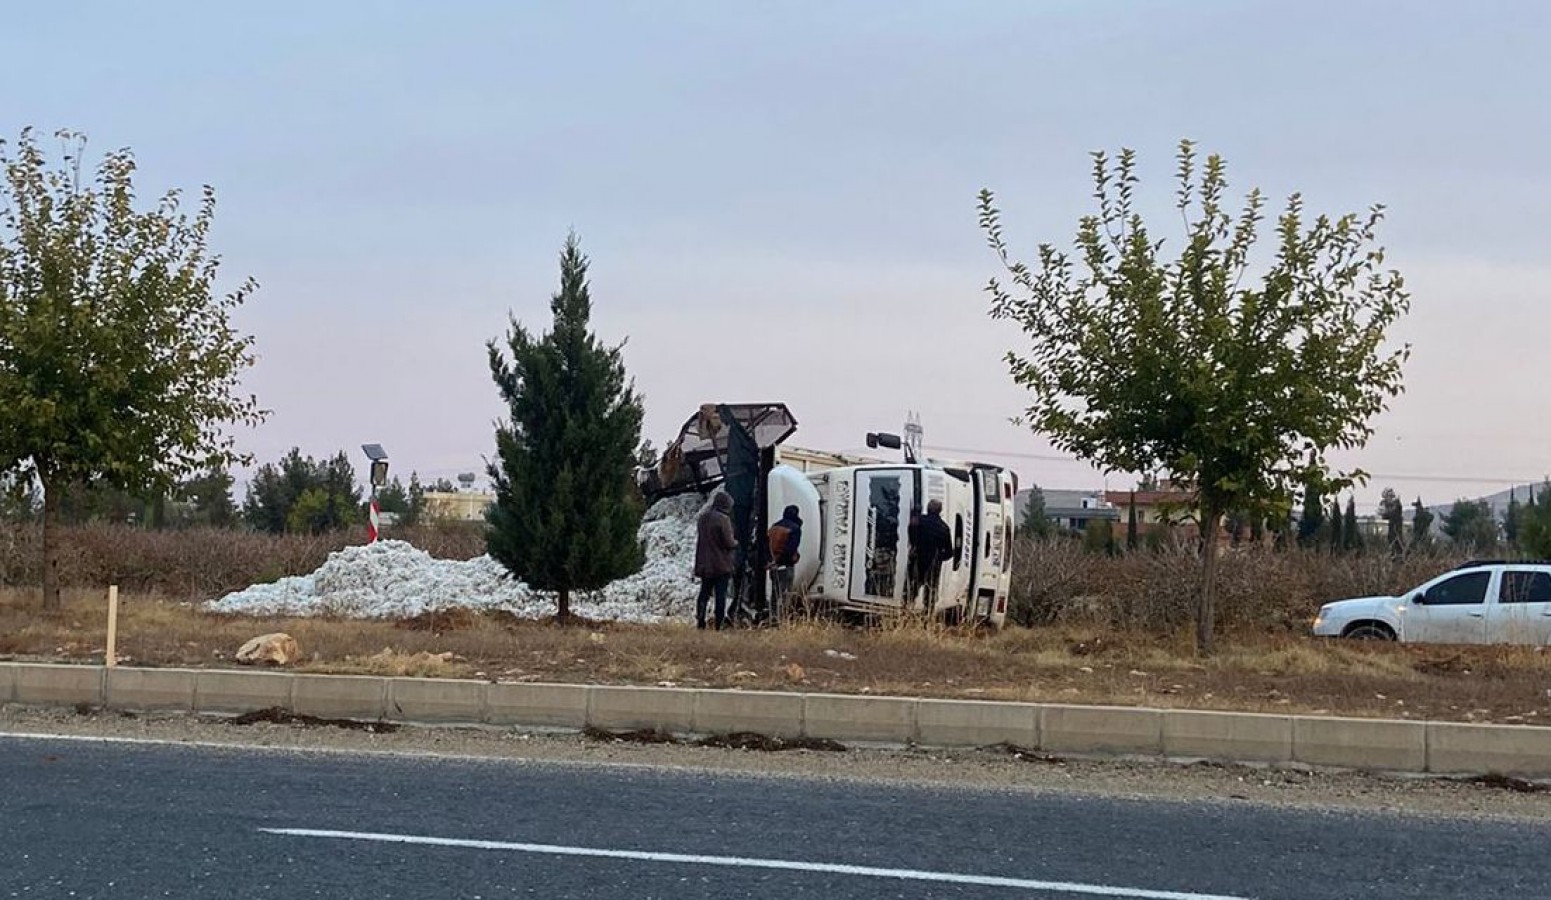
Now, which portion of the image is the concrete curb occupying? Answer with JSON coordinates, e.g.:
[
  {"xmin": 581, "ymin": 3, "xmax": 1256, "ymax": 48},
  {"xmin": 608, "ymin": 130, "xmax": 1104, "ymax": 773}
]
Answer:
[{"xmin": 2, "ymin": 661, "xmax": 1547, "ymax": 778}]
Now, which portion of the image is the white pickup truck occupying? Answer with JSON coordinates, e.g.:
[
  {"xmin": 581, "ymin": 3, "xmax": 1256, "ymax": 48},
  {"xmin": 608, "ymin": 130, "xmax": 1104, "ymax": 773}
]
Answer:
[{"xmin": 1311, "ymin": 560, "xmax": 1551, "ymax": 645}]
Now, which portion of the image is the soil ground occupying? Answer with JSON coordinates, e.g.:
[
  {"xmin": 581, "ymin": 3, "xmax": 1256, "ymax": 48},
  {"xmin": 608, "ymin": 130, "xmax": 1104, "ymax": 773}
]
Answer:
[{"xmin": 4, "ymin": 588, "xmax": 1551, "ymax": 725}]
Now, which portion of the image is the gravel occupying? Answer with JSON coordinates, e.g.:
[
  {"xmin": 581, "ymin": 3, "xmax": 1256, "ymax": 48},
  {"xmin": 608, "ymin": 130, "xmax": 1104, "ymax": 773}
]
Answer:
[
  {"xmin": 204, "ymin": 494, "xmax": 706, "ymax": 621},
  {"xmin": 6, "ymin": 705, "xmax": 1551, "ymax": 823}
]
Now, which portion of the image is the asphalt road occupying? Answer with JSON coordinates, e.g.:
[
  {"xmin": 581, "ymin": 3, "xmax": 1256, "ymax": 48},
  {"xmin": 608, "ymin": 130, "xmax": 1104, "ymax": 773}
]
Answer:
[{"xmin": 2, "ymin": 734, "xmax": 1549, "ymax": 900}]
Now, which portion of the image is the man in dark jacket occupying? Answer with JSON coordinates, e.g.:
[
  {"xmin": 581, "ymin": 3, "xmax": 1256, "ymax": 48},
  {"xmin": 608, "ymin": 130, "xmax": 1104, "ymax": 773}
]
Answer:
[
  {"xmin": 694, "ymin": 492, "xmax": 738, "ymax": 630},
  {"xmin": 766, "ymin": 504, "xmax": 803, "ymax": 622},
  {"xmin": 909, "ymin": 499, "xmax": 954, "ymax": 612}
]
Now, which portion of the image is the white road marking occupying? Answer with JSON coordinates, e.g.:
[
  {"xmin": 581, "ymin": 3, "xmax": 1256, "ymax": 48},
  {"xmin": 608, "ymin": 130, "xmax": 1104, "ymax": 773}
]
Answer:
[{"xmin": 259, "ymin": 827, "xmax": 1252, "ymax": 900}]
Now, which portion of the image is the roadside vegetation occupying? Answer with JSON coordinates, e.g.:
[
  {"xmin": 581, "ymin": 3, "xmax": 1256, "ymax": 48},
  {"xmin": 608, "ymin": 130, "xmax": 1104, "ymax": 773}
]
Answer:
[{"xmin": 9, "ymin": 524, "xmax": 1550, "ymax": 726}]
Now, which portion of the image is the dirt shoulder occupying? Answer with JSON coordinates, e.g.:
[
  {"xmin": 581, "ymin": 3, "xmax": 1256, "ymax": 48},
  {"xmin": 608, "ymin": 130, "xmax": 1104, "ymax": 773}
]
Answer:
[
  {"xmin": 5, "ymin": 704, "xmax": 1550, "ymax": 823},
  {"xmin": 6, "ymin": 590, "xmax": 1551, "ymax": 726}
]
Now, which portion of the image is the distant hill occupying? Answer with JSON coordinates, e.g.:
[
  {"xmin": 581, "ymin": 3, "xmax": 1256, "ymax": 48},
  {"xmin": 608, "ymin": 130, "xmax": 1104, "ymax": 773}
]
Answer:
[{"xmin": 1426, "ymin": 483, "xmax": 1548, "ymax": 520}]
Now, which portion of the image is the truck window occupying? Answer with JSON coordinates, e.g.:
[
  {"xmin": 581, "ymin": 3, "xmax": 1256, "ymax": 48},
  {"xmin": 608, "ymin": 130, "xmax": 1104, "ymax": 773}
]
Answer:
[
  {"xmin": 1424, "ymin": 571, "xmax": 1491, "ymax": 605},
  {"xmin": 953, "ymin": 515, "xmax": 964, "ymax": 571},
  {"xmin": 863, "ymin": 475, "xmax": 902, "ymax": 597}
]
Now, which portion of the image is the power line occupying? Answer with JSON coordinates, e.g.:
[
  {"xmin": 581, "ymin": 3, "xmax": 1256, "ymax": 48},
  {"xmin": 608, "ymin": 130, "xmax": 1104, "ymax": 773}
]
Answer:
[{"xmin": 918, "ymin": 444, "xmax": 1546, "ymax": 488}]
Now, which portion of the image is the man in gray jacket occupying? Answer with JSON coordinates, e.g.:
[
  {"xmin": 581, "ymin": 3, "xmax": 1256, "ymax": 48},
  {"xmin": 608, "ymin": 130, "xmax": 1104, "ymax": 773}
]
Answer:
[{"xmin": 694, "ymin": 492, "xmax": 737, "ymax": 630}]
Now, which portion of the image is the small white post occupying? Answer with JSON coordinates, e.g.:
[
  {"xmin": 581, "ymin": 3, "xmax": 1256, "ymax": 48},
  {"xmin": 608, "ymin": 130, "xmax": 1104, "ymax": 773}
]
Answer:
[{"xmin": 105, "ymin": 585, "xmax": 119, "ymax": 668}]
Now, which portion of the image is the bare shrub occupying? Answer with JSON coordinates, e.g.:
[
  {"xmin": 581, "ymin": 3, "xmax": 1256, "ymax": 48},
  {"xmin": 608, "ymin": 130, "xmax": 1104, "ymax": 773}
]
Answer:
[
  {"xmin": 1008, "ymin": 537, "xmax": 1470, "ymax": 634},
  {"xmin": 0, "ymin": 522, "xmax": 487, "ymax": 597}
]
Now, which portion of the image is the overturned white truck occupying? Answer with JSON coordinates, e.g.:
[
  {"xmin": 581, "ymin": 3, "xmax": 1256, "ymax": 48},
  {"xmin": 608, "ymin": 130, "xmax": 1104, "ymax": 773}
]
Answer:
[{"xmin": 639, "ymin": 404, "xmax": 1016, "ymax": 628}]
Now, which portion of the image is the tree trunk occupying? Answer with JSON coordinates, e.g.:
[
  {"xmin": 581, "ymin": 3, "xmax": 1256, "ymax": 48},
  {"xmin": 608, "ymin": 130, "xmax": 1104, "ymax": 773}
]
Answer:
[
  {"xmin": 1196, "ymin": 507, "xmax": 1222, "ymax": 656},
  {"xmin": 41, "ymin": 475, "xmax": 61, "ymax": 611},
  {"xmin": 556, "ymin": 586, "xmax": 571, "ymax": 624}
]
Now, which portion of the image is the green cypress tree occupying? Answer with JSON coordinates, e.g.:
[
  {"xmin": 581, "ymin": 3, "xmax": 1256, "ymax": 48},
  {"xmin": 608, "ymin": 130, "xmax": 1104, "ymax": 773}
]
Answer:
[
  {"xmin": 1410, "ymin": 497, "xmax": 1434, "ymax": 548},
  {"xmin": 1505, "ymin": 488, "xmax": 1521, "ymax": 548},
  {"xmin": 485, "ymin": 234, "xmax": 646, "ymax": 622},
  {"xmin": 1297, "ymin": 482, "xmax": 1324, "ymax": 547},
  {"xmin": 1343, "ymin": 495, "xmax": 1361, "ymax": 553},
  {"xmin": 1329, "ymin": 498, "xmax": 1344, "ymax": 552}
]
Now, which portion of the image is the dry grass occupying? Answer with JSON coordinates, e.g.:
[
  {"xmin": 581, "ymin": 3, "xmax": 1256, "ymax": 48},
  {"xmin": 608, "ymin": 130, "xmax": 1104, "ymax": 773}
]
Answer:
[
  {"xmin": 1007, "ymin": 536, "xmax": 1473, "ymax": 632},
  {"xmin": 6, "ymin": 587, "xmax": 1550, "ymax": 726}
]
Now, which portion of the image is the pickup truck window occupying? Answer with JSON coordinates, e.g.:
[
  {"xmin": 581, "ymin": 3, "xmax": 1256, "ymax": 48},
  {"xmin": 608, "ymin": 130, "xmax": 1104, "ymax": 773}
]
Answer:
[
  {"xmin": 1499, "ymin": 570, "xmax": 1551, "ymax": 604},
  {"xmin": 1425, "ymin": 571, "xmax": 1491, "ymax": 605}
]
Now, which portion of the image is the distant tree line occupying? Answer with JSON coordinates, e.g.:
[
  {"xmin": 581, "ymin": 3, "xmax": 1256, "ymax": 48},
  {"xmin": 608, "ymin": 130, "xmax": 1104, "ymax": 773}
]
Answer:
[
  {"xmin": 0, "ymin": 446, "xmax": 457, "ymax": 536},
  {"xmin": 1019, "ymin": 477, "xmax": 1551, "ymax": 561}
]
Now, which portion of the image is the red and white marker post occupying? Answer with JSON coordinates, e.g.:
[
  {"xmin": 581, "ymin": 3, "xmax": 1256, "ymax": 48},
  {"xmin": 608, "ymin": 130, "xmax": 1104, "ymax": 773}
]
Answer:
[{"xmin": 367, "ymin": 498, "xmax": 381, "ymax": 543}]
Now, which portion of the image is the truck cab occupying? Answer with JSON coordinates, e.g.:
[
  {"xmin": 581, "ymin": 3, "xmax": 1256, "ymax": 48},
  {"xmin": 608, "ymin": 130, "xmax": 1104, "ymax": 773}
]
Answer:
[{"xmin": 771, "ymin": 460, "xmax": 1015, "ymax": 628}]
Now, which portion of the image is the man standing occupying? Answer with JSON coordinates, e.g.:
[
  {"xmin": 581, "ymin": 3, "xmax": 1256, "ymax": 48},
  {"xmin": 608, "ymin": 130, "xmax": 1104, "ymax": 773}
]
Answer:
[
  {"xmin": 909, "ymin": 499, "xmax": 954, "ymax": 613},
  {"xmin": 694, "ymin": 492, "xmax": 738, "ymax": 630},
  {"xmin": 766, "ymin": 504, "xmax": 803, "ymax": 622}
]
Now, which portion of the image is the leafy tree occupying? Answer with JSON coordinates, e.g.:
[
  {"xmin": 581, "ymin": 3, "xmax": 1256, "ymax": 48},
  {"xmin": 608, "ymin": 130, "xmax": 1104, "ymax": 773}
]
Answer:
[
  {"xmin": 1297, "ymin": 482, "xmax": 1325, "ymax": 548},
  {"xmin": 1410, "ymin": 497, "xmax": 1434, "ymax": 549},
  {"xmin": 372, "ymin": 473, "xmax": 428, "ymax": 528},
  {"xmin": 286, "ymin": 487, "xmax": 334, "ymax": 535},
  {"xmin": 242, "ymin": 448, "xmax": 362, "ymax": 534},
  {"xmin": 55, "ymin": 480, "xmax": 144, "ymax": 526},
  {"xmin": 1019, "ymin": 484, "xmax": 1051, "ymax": 536},
  {"xmin": 1378, "ymin": 487, "xmax": 1405, "ymax": 555},
  {"xmin": 1082, "ymin": 518, "xmax": 1115, "ymax": 555},
  {"xmin": 405, "ymin": 472, "xmax": 426, "ymax": 527},
  {"xmin": 0, "ymin": 128, "xmax": 265, "ymax": 608},
  {"xmin": 376, "ymin": 476, "xmax": 411, "ymax": 516},
  {"xmin": 980, "ymin": 141, "xmax": 1408, "ymax": 652},
  {"xmin": 1441, "ymin": 499, "xmax": 1498, "ymax": 553},
  {"xmin": 485, "ymin": 234, "xmax": 645, "ymax": 622},
  {"xmin": 1521, "ymin": 481, "xmax": 1551, "ymax": 558},
  {"xmin": 176, "ymin": 465, "xmax": 237, "ymax": 528}
]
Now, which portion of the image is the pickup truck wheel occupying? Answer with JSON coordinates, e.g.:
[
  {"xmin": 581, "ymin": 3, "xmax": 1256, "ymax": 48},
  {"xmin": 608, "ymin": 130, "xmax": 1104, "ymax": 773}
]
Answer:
[{"xmin": 1342, "ymin": 622, "xmax": 1396, "ymax": 641}]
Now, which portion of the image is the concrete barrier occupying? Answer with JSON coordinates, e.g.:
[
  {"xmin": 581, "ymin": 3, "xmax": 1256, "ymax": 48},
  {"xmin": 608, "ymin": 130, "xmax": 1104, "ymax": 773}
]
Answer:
[
  {"xmin": 1041, "ymin": 704, "xmax": 1163, "ymax": 756},
  {"xmin": 0, "ymin": 663, "xmax": 16, "ymax": 703},
  {"xmin": 388, "ymin": 677, "xmax": 487, "ymax": 724},
  {"xmin": 1163, "ymin": 710, "xmax": 1293, "ymax": 764},
  {"xmin": 1292, "ymin": 715, "xmax": 1427, "ymax": 773},
  {"xmin": 195, "ymin": 669, "xmax": 295, "ymax": 714},
  {"xmin": 105, "ymin": 667, "xmax": 196, "ymax": 712},
  {"xmin": 588, "ymin": 685, "xmax": 696, "ymax": 732},
  {"xmin": 1426, "ymin": 722, "xmax": 1551, "ymax": 777},
  {"xmin": 694, "ymin": 689, "xmax": 804, "ymax": 739},
  {"xmin": 917, "ymin": 698, "xmax": 1039, "ymax": 748},
  {"xmin": 486, "ymin": 682, "xmax": 588, "ymax": 729},
  {"xmin": 10, "ymin": 663, "xmax": 103, "ymax": 708},
  {"xmin": 291, "ymin": 674, "xmax": 388, "ymax": 720},
  {"xmin": 7, "ymin": 662, "xmax": 1551, "ymax": 780},
  {"xmin": 804, "ymin": 693, "xmax": 916, "ymax": 744}
]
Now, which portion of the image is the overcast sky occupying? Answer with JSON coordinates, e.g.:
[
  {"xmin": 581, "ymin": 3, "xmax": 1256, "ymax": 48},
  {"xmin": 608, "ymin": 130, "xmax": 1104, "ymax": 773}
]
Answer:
[{"xmin": 4, "ymin": 1, "xmax": 1548, "ymax": 509}]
